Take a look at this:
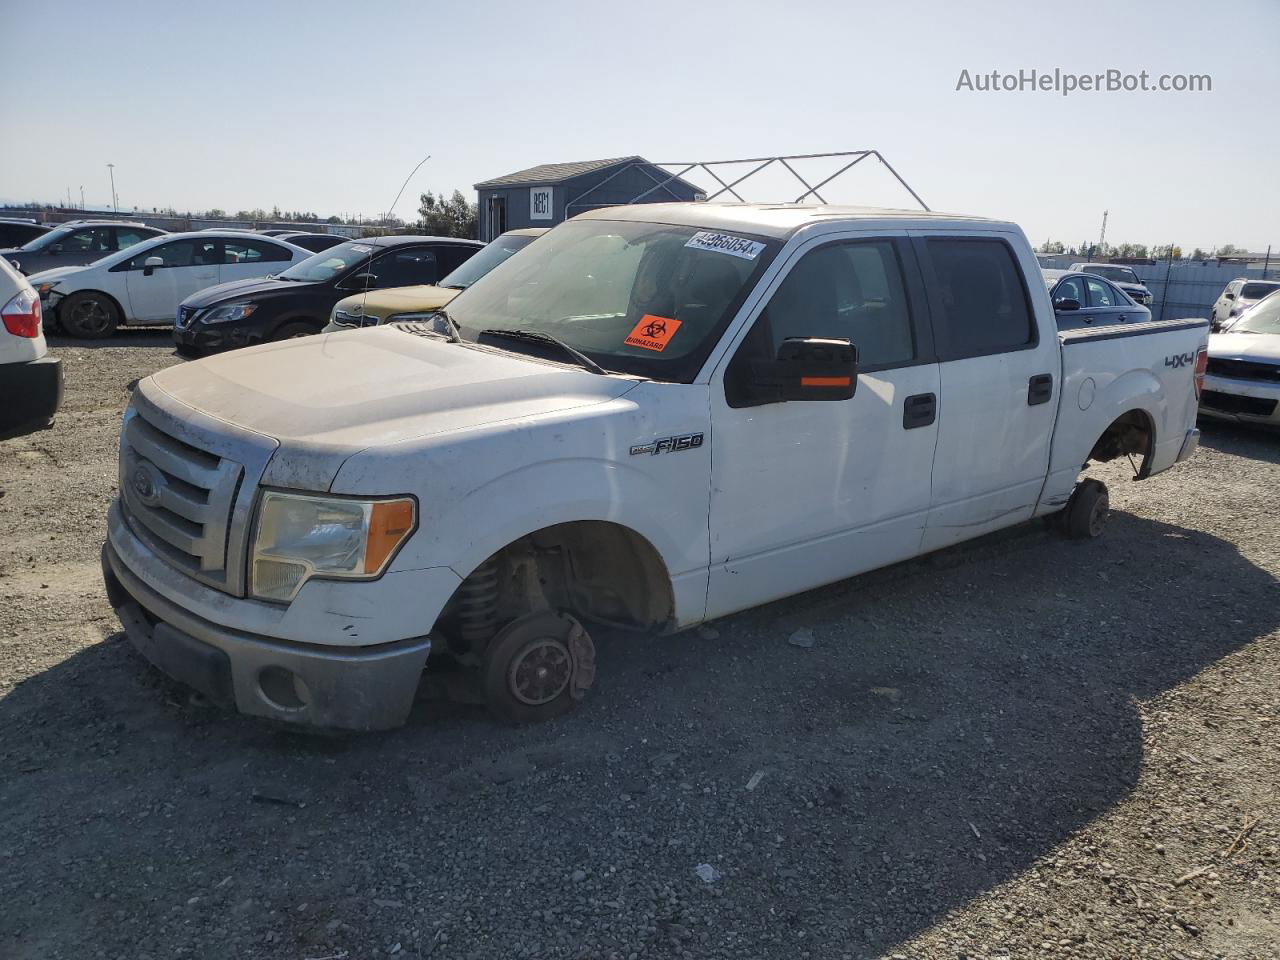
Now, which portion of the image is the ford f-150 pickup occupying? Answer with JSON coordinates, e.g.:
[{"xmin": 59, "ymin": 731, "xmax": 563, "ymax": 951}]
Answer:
[{"xmin": 101, "ymin": 203, "xmax": 1209, "ymax": 730}]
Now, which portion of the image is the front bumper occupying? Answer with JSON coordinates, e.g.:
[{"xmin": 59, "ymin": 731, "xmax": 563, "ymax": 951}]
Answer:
[
  {"xmin": 103, "ymin": 540, "xmax": 432, "ymax": 730},
  {"xmin": 173, "ymin": 321, "xmax": 269, "ymax": 356},
  {"xmin": 1199, "ymin": 375, "xmax": 1280, "ymax": 427},
  {"xmin": 0, "ymin": 354, "xmax": 63, "ymax": 440}
]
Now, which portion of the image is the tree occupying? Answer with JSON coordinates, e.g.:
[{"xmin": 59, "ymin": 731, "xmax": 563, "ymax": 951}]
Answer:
[
  {"xmin": 1038, "ymin": 239, "xmax": 1065, "ymax": 254},
  {"xmin": 205, "ymin": 208, "xmax": 226, "ymax": 219},
  {"xmin": 1190, "ymin": 248, "xmax": 1209, "ymax": 260},
  {"xmin": 1151, "ymin": 244, "xmax": 1182, "ymax": 260},
  {"xmin": 418, "ymin": 189, "xmax": 478, "ymax": 239},
  {"xmin": 1216, "ymin": 243, "xmax": 1244, "ymax": 257}
]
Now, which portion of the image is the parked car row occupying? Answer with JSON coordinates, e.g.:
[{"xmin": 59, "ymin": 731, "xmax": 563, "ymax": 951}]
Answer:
[{"xmin": 174, "ymin": 235, "xmax": 483, "ymax": 355}]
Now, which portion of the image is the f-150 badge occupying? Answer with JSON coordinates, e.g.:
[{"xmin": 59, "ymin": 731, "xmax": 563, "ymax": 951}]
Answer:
[{"xmin": 630, "ymin": 433, "xmax": 704, "ymax": 456}]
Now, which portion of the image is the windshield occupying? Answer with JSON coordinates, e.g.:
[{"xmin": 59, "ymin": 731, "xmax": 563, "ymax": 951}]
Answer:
[
  {"xmin": 1233, "ymin": 293, "xmax": 1280, "ymax": 334},
  {"xmin": 1240, "ymin": 282, "xmax": 1280, "ymax": 301},
  {"xmin": 279, "ymin": 240, "xmax": 375, "ymax": 281},
  {"xmin": 439, "ymin": 234, "xmax": 537, "ymax": 290},
  {"xmin": 442, "ymin": 219, "xmax": 777, "ymax": 381},
  {"xmin": 19, "ymin": 226, "xmax": 72, "ymax": 252},
  {"xmin": 1089, "ymin": 265, "xmax": 1140, "ymax": 284}
]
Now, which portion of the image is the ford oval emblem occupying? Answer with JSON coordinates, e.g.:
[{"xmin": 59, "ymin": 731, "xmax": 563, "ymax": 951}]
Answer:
[{"xmin": 131, "ymin": 460, "xmax": 165, "ymax": 507}]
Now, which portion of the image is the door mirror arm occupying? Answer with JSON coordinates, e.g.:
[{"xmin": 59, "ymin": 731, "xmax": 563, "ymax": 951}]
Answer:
[{"xmin": 1055, "ymin": 297, "xmax": 1081, "ymax": 311}]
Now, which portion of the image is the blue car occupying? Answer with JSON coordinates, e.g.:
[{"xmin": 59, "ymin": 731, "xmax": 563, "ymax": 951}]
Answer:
[{"xmin": 1043, "ymin": 270, "xmax": 1152, "ymax": 330}]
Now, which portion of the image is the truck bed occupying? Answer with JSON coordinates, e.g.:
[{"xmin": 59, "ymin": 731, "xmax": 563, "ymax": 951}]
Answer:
[{"xmin": 1040, "ymin": 317, "xmax": 1210, "ymax": 511}]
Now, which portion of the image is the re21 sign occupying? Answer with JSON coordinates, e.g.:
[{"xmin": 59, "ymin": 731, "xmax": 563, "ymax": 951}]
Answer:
[{"xmin": 530, "ymin": 187, "xmax": 553, "ymax": 221}]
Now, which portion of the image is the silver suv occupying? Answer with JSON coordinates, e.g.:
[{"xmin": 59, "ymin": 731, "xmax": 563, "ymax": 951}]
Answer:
[{"xmin": 1, "ymin": 220, "xmax": 165, "ymax": 275}]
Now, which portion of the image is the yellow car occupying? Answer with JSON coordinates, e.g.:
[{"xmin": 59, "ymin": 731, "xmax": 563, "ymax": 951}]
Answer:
[{"xmin": 324, "ymin": 228, "xmax": 547, "ymax": 331}]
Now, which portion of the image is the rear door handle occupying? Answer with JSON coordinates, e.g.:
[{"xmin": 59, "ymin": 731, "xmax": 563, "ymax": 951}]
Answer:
[
  {"xmin": 1028, "ymin": 373, "xmax": 1053, "ymax": 406},
  {"xmin": 903, "ymin": 392, "xmax": 936, "ymax": 429}
]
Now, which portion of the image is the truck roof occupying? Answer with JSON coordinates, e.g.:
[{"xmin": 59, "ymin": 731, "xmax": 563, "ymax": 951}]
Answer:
[{"xmin": 574, "ymin": 202, "xmax": 1008, "ymax": 240}]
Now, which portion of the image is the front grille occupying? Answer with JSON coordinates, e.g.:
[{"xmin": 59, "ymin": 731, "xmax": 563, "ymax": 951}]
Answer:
[
  {"xmin": 1201, "ymin": 390, "xmax": 1278, "ymax": 417},
  {"xmin": 1205, "ymin": 358, "xmax": 1280, "ymax": 383},
  {"xmin": 119, "ymin": 406, "xmax": 243, "ymax": 590},
  {"xmin": 332, "ymin": 309, "xmax": 379, "ymax": 329}
]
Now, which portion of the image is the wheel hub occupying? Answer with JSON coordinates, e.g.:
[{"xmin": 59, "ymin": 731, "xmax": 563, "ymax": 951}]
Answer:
[{"xmin": 507, "ymin": 637, "xmax": 572, "ymax": 705}]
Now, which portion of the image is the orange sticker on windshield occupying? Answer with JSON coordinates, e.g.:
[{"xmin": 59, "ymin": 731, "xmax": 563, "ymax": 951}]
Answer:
[{"xmin": 625, "ymin": 314, "xmax": 681, "ymax": 352}]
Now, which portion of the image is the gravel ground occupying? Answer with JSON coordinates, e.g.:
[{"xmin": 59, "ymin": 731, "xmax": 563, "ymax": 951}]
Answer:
[{"xmin": 2, "ymin": 334, "xmax": 1277, "ymax": 960}]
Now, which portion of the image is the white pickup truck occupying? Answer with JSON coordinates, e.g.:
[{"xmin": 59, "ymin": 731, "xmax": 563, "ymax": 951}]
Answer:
[{"xmin": 102, "ymin": 204, "xmax": 1209, "ymax": 730}]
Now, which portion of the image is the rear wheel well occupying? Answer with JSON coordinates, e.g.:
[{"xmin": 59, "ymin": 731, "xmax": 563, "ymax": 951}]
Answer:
[
  {"xmin": 439, "ymin": 521, "xmax": 675, "ymax": 653},
  {"xmin": 1088, "ymin": 409, "xmax": 1155, "ymax": 477}
]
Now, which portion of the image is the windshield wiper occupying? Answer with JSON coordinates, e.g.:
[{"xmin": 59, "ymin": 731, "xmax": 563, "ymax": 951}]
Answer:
[
  {"xmin": 478, "ymin": 328, "xmax": 607, "ymax": 375},
  {"xmin": 436, "ymin": 309, "xmax": 462, "ymax": 342}
]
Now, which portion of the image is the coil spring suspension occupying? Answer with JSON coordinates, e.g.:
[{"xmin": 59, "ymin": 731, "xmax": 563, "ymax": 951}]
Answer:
[{"xmin": 456, "ymin": 557, "xmax": 500, "ymax": 648}]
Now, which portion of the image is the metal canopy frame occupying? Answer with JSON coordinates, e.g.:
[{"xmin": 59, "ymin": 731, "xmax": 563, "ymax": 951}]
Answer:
[{"xmin": 562, "ymin": 151, "xmax": 929, "ymax": 216}]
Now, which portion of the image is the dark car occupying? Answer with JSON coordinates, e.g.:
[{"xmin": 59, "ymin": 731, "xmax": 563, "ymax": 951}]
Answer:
[
  {"xmin": 1, "ymin": 220, "xmax": 166, "ymax": 275},
  {"xmin": 0, "ymin": 220, "xmax": 49, "ymax": 248},
  {"xmin": 1043, "ymin": 270, "xmax": 1151, "ymax": 330},
  {"xmin": 173, "ymin": 235, "xmax": 483, "ymax": 356},
  {"xmin": 273, "ymin": 231, "xmax": 348, "ymax": 253}
]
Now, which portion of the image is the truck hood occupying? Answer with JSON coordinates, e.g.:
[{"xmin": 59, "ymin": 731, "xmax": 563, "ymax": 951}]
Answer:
[
  {"xmin": 144, "ymin": 325, "xmax": 638, "ymax": 489},
  {"xmin": 1208, "ymin": 331, "xmax": 1280, "ymax": 363}
]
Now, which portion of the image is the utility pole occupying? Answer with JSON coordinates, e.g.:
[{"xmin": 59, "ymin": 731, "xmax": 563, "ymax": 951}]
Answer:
[
  {"xmin": 107, "ymin": 163, "xmax": 118, "ymax": 213},
  {"xmin": 1097, "ymin": 209, "xmax": 1109, "ymax": 256},
  {"xmin": 79, "ymin": 185, "xmax": 84, "ymax": 209}
]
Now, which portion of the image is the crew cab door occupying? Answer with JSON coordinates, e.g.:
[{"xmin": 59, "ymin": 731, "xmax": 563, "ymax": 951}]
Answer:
[
  {"xmin": 706, "ymin": 233, "xmax": 940, "ymax": 620},
  {"xmin": 910, "ymin": 232, "xmax": 1059, "ymax": 551},
  {"xmin": 123, "ymin": 238, "xmax": 221, "ymax": 322}
]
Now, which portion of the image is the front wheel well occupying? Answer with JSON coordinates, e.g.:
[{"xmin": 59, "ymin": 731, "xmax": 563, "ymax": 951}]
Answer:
[
  {"xmin": 57, "ymin": 288, "xmax": 125, "ymax": 323},
  {"xmin": 439, "ymin": 521, "xmax": 676, "ymax": 652},
  {"xmin": 1088, "ymin": 409, "xmax": 1155, "ymax": 477}
]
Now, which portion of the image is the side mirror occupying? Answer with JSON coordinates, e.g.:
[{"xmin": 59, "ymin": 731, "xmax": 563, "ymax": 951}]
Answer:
[
  {"xmin": 1055, "ymin": 297, "xmax": 1081, "ymax": 312},
  {"xmin": 752, "ymin": 337, "xmax": 858, "ymax": 403},
  {"xmin": 344, "ymin": 272, "xmax": 377, "ymax": 289},
  {"xmin": 143, "ymin": 255, "xmax": 164, "ymax": 276},
  {"xmin": 47, "ymin": 243, "xmax": 63, "ymax": 255},
  {"xmin": 1224, "ymin": 291, "xmax": 1235, "ymax": 300}
]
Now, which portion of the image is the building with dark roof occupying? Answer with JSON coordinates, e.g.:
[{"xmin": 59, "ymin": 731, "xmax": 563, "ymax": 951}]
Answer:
[{"xmin": 473, "ymin": 156, "xmax": 703, "ymax": 241}]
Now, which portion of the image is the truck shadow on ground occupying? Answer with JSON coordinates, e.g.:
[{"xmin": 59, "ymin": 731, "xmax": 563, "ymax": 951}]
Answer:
[{"xmin": 1, "ymin": 510, "xmax": 1276, "ymax": 958}]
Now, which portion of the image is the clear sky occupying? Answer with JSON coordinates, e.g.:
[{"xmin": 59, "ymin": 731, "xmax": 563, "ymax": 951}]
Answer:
[{"xmin": 2, "ymin": 0, "xmax": 1277, "ymax": 252}]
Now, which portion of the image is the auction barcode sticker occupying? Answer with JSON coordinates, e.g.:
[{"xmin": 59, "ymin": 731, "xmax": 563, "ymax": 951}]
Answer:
[{"xmin": 684, "ymin": 231, "xmax": 766, "ymax": 260}]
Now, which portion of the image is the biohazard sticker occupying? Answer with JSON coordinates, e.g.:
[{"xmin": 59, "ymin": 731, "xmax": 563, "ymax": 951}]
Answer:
[
  {"xmin": 684, "ymin": 231, "xmax": 765, "ymax": 260},
  {"xmin": 624, "ymin": 314, "xmax": 682, "ymax": 352}
]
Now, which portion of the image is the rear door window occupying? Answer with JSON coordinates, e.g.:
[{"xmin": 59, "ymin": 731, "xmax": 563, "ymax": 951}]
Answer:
[
  {"xmin": 223, "ymin": 239, "xmax": 293, "ymax": 264},
  {"xmin": 368, "ymin": 247, "xmax": 439, "ymax": 288},
  {"xmin": 923, "ymin": 238, "xmax": 1036, "ymax": 359},
  {"xmin": 1085, "ymin": 277, "xmax": 1116, "ymax": 307},
  {"xmin": 113, "ymin": 228, "xmax": 151, "ymax": 251}
]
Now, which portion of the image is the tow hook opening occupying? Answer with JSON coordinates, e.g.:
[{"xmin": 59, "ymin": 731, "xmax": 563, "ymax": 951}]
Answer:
[{"xmin": 258, "ymin": 665, "xmax": 311, "ymax": 711}]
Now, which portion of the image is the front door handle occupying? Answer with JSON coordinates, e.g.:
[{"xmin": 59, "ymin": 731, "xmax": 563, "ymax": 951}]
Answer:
[
  {"xmin": 1028, "ymin": 373, "xmax": 1053, "ymax": 406},
  {"xmin": 903, "ymin": 392, "xmax": 936, "ymax": 429}
]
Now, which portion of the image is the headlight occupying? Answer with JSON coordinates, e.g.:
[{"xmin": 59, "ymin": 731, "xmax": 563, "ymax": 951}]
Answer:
[
  {"xmin": 200, "ymin": 302, "xmax": 258, "ymax": 324},
  {"xmin": 35, "ymin": 280, "xmax": 59, "ymax": 297},
  {"xmin": 250, "ymin": 492, "xmax": 416, "ymax": 602}
]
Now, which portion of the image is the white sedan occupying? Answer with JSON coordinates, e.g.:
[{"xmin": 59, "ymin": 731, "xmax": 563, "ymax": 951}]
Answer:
[{"xmin": 28, "ymin": 230, "xmax": 310, "ymax": 338}]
